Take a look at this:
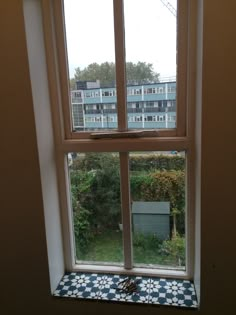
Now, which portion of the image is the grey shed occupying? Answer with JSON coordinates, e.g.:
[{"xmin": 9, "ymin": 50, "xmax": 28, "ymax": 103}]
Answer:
[{"xmin": 132, "ymin": 201, "xmax": 170, "ymax": 240}]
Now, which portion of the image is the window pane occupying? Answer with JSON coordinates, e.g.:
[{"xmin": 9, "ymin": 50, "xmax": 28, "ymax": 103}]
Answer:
[
  {"xmin": 124, "ymin": 0, "xmax": 177, "ymax": 129},
  {"xmin": 68, "ymin": 152, "xmax": 123, "ymax": 265},
  {"xmin": 129, "ymin": 151, "xmax": 186, "ymax": 269},
  {"xmin": 64, "ymin": 0, "xmax": 118, "ymax": 131}
]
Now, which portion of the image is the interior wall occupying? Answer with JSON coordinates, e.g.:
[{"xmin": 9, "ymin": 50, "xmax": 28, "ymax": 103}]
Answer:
[
  {"xmin": 23, "ymin": 0, "xmax": 65, "ymax": 293},
  {"xmin": 0, "ymin": 0, "xmax": 52, "ymax": 311},
  {"xmin": 0, "ymin": 0, "xmax": 235, "ymax": 314},
  {"xmin": 200, "ymin": 0, "xmax": 236, "ymax": 311}
]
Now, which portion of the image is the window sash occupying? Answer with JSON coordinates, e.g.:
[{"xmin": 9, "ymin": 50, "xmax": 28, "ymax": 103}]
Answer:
[
  {"xmin": 59, "ymin": 136, "xmax": 191, "ymax": 276},
  {"xmin": 50, "ymin": 0, "xmax": 189, "ymax": 140}
]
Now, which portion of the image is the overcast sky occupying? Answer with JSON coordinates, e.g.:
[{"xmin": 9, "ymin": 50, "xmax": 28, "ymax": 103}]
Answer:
[{"xmin": 64, "ymin": 0, "xmax": 177, "ymax": 80}]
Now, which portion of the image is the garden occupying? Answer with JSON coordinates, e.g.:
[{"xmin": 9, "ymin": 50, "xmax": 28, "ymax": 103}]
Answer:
[{"xmin": 70, "ymin": 152, "xmax": 186, "ymax": 268}]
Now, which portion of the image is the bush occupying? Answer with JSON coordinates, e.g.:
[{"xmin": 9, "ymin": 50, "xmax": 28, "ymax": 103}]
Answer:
[
  {"xmin": 71, "ymin": 152, "xmax": 119, "ymax": 171},
  {"xmin": 73, "ymin": 206, "xmax": 93, "ymax": 254},
  {"xmin": 133, "ymin": 232, "xmax": 161, "ymax": 250},
  {"xmin": 159, "ymin": 234, "xmax": 185, "ymax": 266},
  {"xmin": 70, "ymin": 154, "xmax": 121, "ymax": 232},
  {"xmin": 129, "ymin": 154, "xmax": 185, "ymax": 172},
  {"xmin": 72, "ymin": 153, "xmax": 185, "ymax": 172},
  {"xmin": 137, "ymin": 170, "xmax": 185, "ymax": 235}
]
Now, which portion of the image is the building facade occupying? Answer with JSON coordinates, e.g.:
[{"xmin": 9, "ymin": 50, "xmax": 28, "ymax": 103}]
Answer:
[{"xmin": 71, "ymin": 80, "xmax": 176, "ymax": 131}]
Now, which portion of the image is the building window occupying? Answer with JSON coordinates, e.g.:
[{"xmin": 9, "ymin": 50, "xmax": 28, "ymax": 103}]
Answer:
[
  {"xmin": 168, "ymin": 86, "xmax": 176, "ymax": 93},
  {"xmin": 146, "ymin": 101, "xmax": 154, "ymax": 107},
  {"xmin": 42, "ymin": 0, "xmax": 195, "ymax": 278},
  {"xmin": 134, "ymin": 115, "xmax": 142, "ymax": 122},
  {"xmin": 134, "ymin": 88, "xmax": 142, "ymax": 95},
  {"xmin": 144, "ymin": 87, "xmax": 157, "ymax": 94}
]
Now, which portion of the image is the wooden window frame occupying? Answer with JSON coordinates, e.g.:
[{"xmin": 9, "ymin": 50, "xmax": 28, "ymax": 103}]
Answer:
[{"xmin": 41, "ymin": 0, "xmax": 196, "ymax": 279}]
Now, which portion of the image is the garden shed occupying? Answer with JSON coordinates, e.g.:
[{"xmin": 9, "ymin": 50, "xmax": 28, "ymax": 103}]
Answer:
[{"xmin": 132, "ymin": 201, "xmax": 170, "ymax": 240}]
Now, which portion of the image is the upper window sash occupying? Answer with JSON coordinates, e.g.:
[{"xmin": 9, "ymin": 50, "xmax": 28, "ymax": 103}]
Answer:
[{"xmin": 42, "ymin": 0, "xmax": 190, "ymax": 141}]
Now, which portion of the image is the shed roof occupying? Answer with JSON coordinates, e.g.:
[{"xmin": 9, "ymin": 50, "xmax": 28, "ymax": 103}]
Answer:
[{"xmin": 132, "ymin": 201, "xmax": 170, "ymax": 214}]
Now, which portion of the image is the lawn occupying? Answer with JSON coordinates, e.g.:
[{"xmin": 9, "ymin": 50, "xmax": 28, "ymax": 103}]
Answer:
[
  {"xmin": 76, "ymin": 230, "xmax": 183, "ymax": 267},
  {"xmin": 77, "ymin": 230, "xmax": 124, "ymax": 263}
]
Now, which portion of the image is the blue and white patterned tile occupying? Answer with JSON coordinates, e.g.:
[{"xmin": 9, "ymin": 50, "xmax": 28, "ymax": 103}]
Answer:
[
  {"xmin": 148, "ymin": 278, "xmax": 169, "ymax": 305},
  {"xmin": 54, "ymin": 272, "xmax": 198, "ymax": 308},
  {"xmin": 97, "ymin": 274, "xmax": 126, "ymax": 301},
  {"xmin": 54, "ymin": 272, "xmax": 103, "ymax": 300},
  {"xmin": 53, "ymin": 272, "xmax": 78, "ymax": 297},
  {"xmin": 148, "ymin": 277, "xmax": 197, "ymax": 308},
  {"xmin": 98, "ymin": 275, "xmax": 150, "ymax": 304}
]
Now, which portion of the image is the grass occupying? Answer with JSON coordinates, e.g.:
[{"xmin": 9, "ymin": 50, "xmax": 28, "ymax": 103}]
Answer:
[
  {"xmin": 77, "ymin": 230, "xmax": 123, "ymax": 263},
  {"xmin": 76, "ymin": 230, "xmax": 182, "ymax": 267}
]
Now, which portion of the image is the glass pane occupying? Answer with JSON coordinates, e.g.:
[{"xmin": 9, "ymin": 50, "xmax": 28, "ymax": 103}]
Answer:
[
  {"xmin": 129, "ymin": 151, "xmax": 186, "ymax": 269},
  {"xmin": 68, "ymin": 152, "xmax": 123, "ymax": 265},
  {"xmin": 124, "ymin": 0, "xmax": 177, "ymax": 129},
  {"xmin": 64, "ymin": 0, "xmax": 118, "ymax": 131}
]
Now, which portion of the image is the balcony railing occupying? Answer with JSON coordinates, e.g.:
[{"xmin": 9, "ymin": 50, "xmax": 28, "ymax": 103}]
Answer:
[{"xmin": 85, "ymin": 107, "xmax": 176, "ymax": 115}]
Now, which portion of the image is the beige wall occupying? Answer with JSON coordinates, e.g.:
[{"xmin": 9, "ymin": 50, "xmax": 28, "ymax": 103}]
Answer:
[{"xmin": 0, "ymin": 0, "xmax": 235, "ymax": 314}]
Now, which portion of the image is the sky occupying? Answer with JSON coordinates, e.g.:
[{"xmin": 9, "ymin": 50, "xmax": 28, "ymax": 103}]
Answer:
[{"xmin": 64, "ymin": 0, "xmax": 177, "ymax": 80}]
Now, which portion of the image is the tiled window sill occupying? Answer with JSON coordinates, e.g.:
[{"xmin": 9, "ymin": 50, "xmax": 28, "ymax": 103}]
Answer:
[{"xmin": 54, "ymin": 272, "xmax": 198, "ymax": 308}]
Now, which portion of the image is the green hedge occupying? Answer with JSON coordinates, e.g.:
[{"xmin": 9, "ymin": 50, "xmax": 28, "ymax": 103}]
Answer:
[
  {"xmin": 129, "ymin": 154, "xmax": 185, "ymax": 171},
  {"xmin": 72, "ymin": 153, "xmax": 185, "ymax": 172}
]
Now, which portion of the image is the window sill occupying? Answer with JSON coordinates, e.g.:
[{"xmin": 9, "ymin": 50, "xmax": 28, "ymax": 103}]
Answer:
[{"xmin": 53, "ymin": 272, "xmax": 198, "ymax": 308}]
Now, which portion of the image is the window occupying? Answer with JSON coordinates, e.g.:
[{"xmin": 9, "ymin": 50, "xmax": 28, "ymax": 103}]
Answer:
[
  {"xmin": 168, "ymin": 86, "xmax": 176, "ymax": 93},
  {"xmin": 42, "ymin": 0, "xmax": 195, "ymax": 279},
  {"xmin": 146, "ymin": 101, "xmax": 154, "ymax": 107},
  {"xmin": 134, "ymin": 115, "xmax": 142, "ymax": 122},
  {"xmin": 134, "ymin": 89, "xmax": 142, "ymax": 95},
  {"xmin": 102, "ymin": 90, "xmax": 116, "ymax": 97}
]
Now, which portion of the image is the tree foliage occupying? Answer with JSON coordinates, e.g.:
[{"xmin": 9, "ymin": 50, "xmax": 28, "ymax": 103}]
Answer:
[
  {"xmin": 71, "ymin": 62, "xmax": 160, "ymax": 88},
  {"xmin": 73, "ymin": 153, "xmax": 185, "ymax": 172},
  {"xmin": 131, "ymin": 170, "xmax": 185, "ymax": 234},
  {"xmin": 71, "ymin": 153, "xmax": 185, "ymax": 236},
  {"xmin": 159, "ymin": 233, "xmax": 185, "ymax": 266},
  {"xmin": 70, "ymin": 153, "xmax": 121, "ymax": 232},
  {"xmin": 129, "ymin": 154, "xmax": 185, "ymax": 172}
]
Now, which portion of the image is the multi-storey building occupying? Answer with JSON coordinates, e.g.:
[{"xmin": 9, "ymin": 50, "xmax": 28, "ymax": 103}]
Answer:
[{"xmin": 71, "ymin": 80, "xmax": 176, "ymax": 131}]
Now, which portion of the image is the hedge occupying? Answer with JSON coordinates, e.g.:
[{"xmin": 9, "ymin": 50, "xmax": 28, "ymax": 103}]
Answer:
[{"xmin": 72, "ymin": 153, "xmax": 185, "ymax": 172}]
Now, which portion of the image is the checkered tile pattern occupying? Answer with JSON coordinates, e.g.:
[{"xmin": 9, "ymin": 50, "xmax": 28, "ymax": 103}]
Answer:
[{"xmin": 54, "ymin": 272, "xmax": 198, "ymax": 308}]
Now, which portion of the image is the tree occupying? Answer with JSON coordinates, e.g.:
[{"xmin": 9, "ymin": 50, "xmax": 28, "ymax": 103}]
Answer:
[
  {"xmin": 126, "ymin": 62, "xmax": 159, "ymax": 85},
  {"xmin": 70, "ymin": 61, "xmax": 160, "ymax": 88},
  {"xmin": 71, "ymin": 153, "xmax": 121, "ymax": 232}
]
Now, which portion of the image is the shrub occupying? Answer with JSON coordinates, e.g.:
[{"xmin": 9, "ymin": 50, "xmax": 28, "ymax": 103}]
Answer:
[
  {"xmin": 133, "ymin": 232, "xmax": 161, "ymax": 250},
  {"xmin": 70, "ymin": 154, "xmax": 121, "ymax": 232},
  {"xmin": 138, "ymin": 170, "xmax": 185, "ymax": 235},
  {"xmin": 159, "ymin": 234, "xmax": 185, "ymax": 266},
  {"xmin": 129, "ymin": 154, "xmax": 185, "ymax": 172},
  {"xmin": 73, "ymin": 206, "xmax": 93, "ymax": 254},
  {"xmin": 72, "ymin": 153, "xmax": 185, "ymax": 172},
  {"xmin": 71, "ymin": 152, "xmax": 119, "ymax": 171}
]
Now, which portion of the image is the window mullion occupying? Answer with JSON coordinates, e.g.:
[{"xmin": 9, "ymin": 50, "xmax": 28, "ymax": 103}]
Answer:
[
  {"xmin": 119, "ymin": 152, "xmax": 132, "ymax": 269},
  {"xmin": 113, "ymin": 0, "xmax": 127, "ymax": 131},
  {"xmin": 176, "ymin": 0, "xmax": 188, "ymax": 136}
]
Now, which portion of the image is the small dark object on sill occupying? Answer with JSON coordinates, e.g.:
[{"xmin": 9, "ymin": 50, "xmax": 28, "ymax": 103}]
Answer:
[{"xmin": 115, "ymin": 277, "xmax": 140, "ymax": 294}]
